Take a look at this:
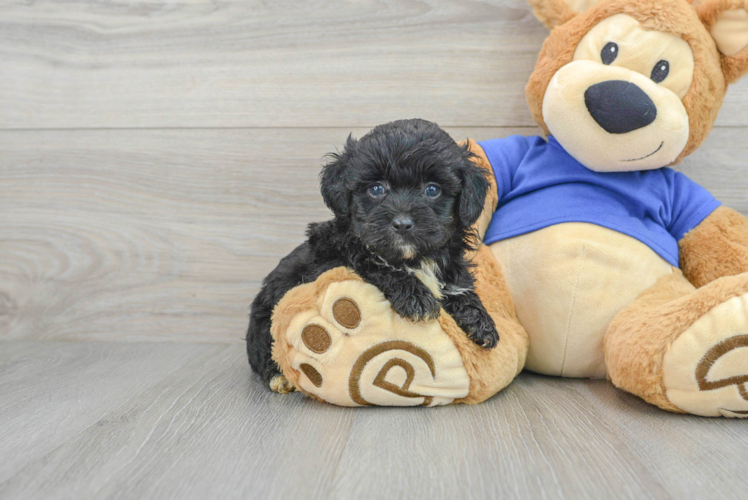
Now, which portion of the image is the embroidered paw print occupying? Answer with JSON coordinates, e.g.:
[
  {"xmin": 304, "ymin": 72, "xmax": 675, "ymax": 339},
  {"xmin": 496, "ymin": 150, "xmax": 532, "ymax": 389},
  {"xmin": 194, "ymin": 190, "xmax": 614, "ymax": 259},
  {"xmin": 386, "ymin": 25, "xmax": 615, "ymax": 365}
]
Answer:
[
  {"xmin": 663, "ymin": 290, "xmax": 748, "ymax": 418},
  {"xmin": 331, "ymin": 297, "xmax": 362, "ymax": 329},
  {"xmin": 695, "ymin": 335, "xmax": 748, "ymax": 417},
  {"xmin": 282, "ymin": 279, "xmax": 470, "ymax": 407},
  {"xmin": 297, "ymin": 298, "xmax": 361, "ymax": 389}
]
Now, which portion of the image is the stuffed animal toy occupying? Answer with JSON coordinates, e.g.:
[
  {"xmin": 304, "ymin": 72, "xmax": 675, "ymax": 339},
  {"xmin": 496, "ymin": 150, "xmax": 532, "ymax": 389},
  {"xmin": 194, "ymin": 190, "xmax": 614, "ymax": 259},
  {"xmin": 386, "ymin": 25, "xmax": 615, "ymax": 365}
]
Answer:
[{"xmin": 265, "ymin": 0, "xmax": 748, "ymax": 417}]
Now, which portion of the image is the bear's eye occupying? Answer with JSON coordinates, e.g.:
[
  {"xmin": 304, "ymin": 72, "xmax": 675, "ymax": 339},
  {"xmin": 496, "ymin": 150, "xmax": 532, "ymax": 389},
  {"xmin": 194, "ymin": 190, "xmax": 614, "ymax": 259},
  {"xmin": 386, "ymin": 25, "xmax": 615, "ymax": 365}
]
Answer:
[
  {"xmin": 651, "ymin": 60, "xmax": 670, "ymax": 83},
  {"xmin": 601, "ymin": 42, "xmax": 618, "ymax": 65},
  {"xmin": 423, "ymin": 183, "xmax": 441, "ymax": 199},
  {"xmin": 367, "ymin": 183, "xmax": 386, "ymax": 199}
]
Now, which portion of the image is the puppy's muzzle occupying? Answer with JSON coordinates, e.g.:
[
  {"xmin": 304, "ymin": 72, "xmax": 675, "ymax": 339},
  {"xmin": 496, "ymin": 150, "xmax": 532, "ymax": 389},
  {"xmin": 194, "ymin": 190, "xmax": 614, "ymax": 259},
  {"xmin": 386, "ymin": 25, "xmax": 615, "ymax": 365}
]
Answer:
[{"xmin": 392, "ymin": 215, "xmax": 415, "ymax": 235}]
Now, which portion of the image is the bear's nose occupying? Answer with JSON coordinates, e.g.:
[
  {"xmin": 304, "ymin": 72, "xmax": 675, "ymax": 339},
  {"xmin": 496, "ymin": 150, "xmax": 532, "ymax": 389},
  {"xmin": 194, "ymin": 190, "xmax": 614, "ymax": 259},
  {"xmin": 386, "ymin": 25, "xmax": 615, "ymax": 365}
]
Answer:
[
  {"xmin": 584, "ymin": 80, "xmax": 657, "ymax": 134},
  {"xmin": 392, "ymin": 216, "xmax": 414, "ymax": 234}
]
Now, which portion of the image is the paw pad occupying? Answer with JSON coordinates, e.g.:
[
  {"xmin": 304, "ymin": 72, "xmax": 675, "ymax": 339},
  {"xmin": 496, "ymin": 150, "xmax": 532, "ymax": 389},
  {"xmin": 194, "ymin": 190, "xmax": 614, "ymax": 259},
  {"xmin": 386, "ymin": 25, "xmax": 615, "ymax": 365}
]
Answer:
[
  {"xmin": 296, "ymin": 297, "xmax": 363, "ymax": 389},
  {"xmin": 300, "ymin": 363, "xmax": 324, "ymax": 387},
  {"xmin": 332, "ymin": 297, "xmax": 361, "ymax": 329},
  {"xmin": 301, "ymin": 324, "xmax": 332, "ymax": 354}
]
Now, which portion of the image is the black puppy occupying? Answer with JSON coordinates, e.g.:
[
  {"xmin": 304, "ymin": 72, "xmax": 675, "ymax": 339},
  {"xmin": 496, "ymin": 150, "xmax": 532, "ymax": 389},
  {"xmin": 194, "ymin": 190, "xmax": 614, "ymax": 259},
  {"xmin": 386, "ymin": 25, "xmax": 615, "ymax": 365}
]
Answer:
[{"xmin": 247, "ymin": 119, "xmax": 499, "ymax": 391}]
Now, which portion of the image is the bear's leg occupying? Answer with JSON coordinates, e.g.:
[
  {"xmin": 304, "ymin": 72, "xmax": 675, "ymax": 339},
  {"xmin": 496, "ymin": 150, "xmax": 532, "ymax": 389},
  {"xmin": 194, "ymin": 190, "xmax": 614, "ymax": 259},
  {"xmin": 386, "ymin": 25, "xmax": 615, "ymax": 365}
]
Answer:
[
  {"xmin": 270, "ymin": 246, "xmax": 528, "ymax": 406},
  {"xmin": 604, "ymin": 270, "xmax": 748, "ymax": 417}
]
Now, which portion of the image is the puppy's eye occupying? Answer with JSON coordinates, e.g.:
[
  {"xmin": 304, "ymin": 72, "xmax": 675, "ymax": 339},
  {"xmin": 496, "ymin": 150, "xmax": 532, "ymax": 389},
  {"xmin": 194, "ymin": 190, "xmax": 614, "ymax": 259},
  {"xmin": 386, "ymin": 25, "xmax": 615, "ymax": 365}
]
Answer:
[
  {"xmin": 601, "ymin": 42, "xmax": 618, "ymax": 65},
  {"xmin": 423, "ymin": 183, "xmax": 441, "ymax": 198},
  {"xmin": 367, "ymin": 183, "xmax": 386, "ymax": 199},
  {"xmin": 651, "ymin": 60, "xmax": 669, "ymax": 83}
]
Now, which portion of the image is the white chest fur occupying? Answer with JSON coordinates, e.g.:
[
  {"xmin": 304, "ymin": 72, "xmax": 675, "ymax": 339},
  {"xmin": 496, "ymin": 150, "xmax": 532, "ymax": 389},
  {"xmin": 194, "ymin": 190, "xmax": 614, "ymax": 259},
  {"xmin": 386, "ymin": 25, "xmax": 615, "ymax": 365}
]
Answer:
[{"xmin": 406, "ymin": 259, "xmax": 444, "ymax": 300}]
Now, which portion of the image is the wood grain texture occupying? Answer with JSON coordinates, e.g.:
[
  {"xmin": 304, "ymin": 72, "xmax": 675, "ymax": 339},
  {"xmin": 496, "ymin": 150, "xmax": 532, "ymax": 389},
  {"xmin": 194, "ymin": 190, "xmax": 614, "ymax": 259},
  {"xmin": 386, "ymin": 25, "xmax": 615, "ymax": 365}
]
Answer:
[
  {"xmin": 578, "ymin": 382, "xmax": 748, "ymax": 500},
  {"xmin": 1, "ymin": 0, "xmax": 747, "ymax": 130},
  {"xmin": 1, "ymin": 341, "xmax": 747, "ymax": 500},
  {"xmin": 0, "ymin": 126, "xmax": 527, "ymax": 342},
  {"xmin": 1, "ymin": 126, "xmax": 747, "ymax": 343},
  {"xmin": 0, "ymin": 341, "xmax": 218, "ymax": 484}
]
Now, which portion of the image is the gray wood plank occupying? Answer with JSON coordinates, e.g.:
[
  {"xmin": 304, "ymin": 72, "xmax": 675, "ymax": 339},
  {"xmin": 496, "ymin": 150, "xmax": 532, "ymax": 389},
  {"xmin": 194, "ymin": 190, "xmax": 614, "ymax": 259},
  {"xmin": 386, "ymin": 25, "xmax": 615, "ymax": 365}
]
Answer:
[
  {"xmin": 2, "ymin": 341, "xmax": 747, "ymax": 500},
  {"xmin": 576, "ymin": 381, "xmax": 748, "ymax": 500},
  {"xmin": 0, "ymin": 341, "xmax": 223, "ymax": 484},
  {"xmin": 1, "ymin": 126, "xmax": 746, "ymax": 343},
  {"xmin": 0, "ymin": 341, "xmax": 356, "ymax": 500},
  {"xmin": 325, "ymin": 377, "xmax": 671, "ymax": 500},
  {"xmin": 1, "ymin": 0, "xmax": 746, "ymax": 129}
]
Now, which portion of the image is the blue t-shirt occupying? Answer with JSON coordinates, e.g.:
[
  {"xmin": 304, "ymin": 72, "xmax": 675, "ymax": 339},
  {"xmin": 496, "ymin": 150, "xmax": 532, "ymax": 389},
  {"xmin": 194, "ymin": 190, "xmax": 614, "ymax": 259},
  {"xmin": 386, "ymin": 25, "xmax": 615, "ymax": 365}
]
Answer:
[{"xmin": 479, "ymin": 135, "xmax": 720, "ymax": 267}]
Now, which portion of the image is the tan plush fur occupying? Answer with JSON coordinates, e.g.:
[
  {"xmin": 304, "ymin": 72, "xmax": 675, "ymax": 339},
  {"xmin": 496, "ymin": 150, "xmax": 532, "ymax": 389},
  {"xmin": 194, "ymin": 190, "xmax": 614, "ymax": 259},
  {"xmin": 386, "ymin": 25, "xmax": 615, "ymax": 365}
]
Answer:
[
  {"xmin": 526, "ymin": 0, "xmax": 727, "ymax": 164},
  {"xmin": 680, "ymin": 206, "xmax": 748, "ymax": 288},
  {"xmin": 447, "ymin": 245, "xmax": 529, "ymax": 404},
  {"xmin": 697, "ymin": 0, "xmax": 748, "ymax": 84},
  {"xmin": 605, "ymin": 271, "xmax": 748, "ymax": 413}
]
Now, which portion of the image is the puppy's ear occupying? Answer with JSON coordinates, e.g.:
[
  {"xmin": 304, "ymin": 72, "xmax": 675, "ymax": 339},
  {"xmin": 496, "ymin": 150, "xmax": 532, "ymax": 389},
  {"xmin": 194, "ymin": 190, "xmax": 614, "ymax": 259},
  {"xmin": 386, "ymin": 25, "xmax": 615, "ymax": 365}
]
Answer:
[
  {"xmin": 457, "ymin": 152, "xmax": 490, "ymax": 228},
  {"xmin": 320, "ymin": 135, "xmax": 357, "ymax": 218},
  {"xmin": 697, "ymin": 0, "xmax": 748, "ymax": 85}
]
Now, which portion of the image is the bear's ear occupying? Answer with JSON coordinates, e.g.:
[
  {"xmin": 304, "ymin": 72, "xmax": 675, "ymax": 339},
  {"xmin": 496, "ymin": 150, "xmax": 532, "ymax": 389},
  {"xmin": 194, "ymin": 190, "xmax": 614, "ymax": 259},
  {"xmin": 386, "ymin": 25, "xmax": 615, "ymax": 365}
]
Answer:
[
  {"xmin": 526, "ymin": 0, "xmax": 603, "ymax": 30},
  {"xmin": 697, "ymin": 0, "xmax": 748, "ymax": 85}
]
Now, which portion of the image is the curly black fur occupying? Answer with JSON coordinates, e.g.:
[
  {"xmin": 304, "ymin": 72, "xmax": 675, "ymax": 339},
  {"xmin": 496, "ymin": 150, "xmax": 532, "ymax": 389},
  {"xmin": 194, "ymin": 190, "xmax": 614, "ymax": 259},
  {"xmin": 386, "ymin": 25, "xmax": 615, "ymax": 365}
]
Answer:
[{"xmin": 246, "ymin": 119, "xmax": 499, "ymax": 388}]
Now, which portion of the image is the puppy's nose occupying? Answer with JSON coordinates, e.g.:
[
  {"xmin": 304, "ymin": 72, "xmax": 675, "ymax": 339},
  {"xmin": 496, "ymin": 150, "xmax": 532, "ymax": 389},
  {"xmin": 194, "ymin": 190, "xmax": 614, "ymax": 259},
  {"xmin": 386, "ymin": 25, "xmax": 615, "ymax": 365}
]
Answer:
[
  {"xmin": 392, "ymin": 216, "xmax": 415, "ymax": 234},
  {"xmin": 585, "ymin": 80, "xmax": 657, "ymax": 134}
]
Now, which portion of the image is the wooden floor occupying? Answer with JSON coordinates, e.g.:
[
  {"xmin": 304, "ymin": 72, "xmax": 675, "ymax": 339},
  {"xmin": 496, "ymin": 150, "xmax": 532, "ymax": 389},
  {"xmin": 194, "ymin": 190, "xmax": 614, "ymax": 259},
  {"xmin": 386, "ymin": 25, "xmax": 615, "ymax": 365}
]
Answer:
[
  {"xmin": 1, "ymin": 1, "xmax": 747, "ymax": 499},
  {"xmin": 1, "ymin": 341, "xmax": 747, "ymax": 500}
]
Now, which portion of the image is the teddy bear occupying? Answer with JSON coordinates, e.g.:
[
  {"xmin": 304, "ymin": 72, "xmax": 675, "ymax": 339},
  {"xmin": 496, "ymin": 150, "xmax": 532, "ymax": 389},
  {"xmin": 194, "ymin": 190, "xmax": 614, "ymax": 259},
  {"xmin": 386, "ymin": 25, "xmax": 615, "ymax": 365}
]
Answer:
[{"xmin": 262, "ymin": 0, "xmax": 748, "ymax": 417}]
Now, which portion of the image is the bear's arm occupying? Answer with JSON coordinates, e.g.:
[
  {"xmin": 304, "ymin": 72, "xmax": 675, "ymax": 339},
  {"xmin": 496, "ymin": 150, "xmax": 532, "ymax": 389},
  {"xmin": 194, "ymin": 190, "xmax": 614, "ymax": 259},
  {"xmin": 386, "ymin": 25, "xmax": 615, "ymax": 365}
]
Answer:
[{"xmin": 679, "ymin": 206, "xmax": 748, "ymax": 288}]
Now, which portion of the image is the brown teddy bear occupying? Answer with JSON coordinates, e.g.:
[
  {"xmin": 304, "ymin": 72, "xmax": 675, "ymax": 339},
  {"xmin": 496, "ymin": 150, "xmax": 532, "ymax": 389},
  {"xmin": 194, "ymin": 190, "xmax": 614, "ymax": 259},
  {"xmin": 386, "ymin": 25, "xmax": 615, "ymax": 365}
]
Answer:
[{"xmin": 267, "ymin": 0, "xmax": 748, "ymax": 417}]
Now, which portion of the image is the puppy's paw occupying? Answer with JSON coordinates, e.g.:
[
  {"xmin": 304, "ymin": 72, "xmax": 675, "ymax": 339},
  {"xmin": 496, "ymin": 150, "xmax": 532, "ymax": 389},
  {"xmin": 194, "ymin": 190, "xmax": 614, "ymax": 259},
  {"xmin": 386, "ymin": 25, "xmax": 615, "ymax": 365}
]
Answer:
[
  {"xmin": 269, "ymin": 374, "xmax": 295, "ymax": 394},
  {"xmin": 389, "ymin": 290, "xmax": 441, "ymax": 322},
  {"xmin": 453, "ymin": 308, "xmax": 500, "ymax": 349},
  {"xmin": 464, "ymin": 321, "xmax": 499, "ymax": 349}
]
